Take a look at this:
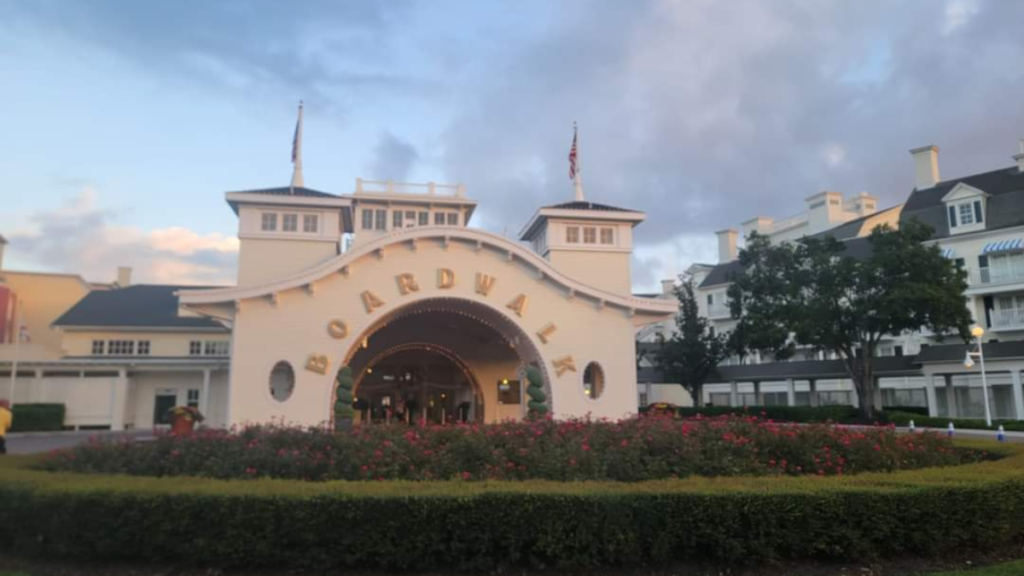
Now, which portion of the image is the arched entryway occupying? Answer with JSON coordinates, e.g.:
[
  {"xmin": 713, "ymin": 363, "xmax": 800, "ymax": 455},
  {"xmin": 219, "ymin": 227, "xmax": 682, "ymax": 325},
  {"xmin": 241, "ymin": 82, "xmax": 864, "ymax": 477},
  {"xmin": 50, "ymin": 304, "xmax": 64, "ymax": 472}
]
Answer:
[{"xmin": 339, "ymin": 297, "xmax": 547, "ymax": 424}]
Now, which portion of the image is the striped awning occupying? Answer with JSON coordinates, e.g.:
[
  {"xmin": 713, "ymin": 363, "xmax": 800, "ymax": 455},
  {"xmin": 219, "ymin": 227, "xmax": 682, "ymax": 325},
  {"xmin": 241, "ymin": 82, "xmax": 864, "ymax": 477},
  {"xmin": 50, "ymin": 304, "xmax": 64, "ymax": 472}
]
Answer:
[
  {"xmin": 982, "ymin": 238, "xmax": 1024, "ymax": 254},
  {"xmin": 940, "ymin": 247, "xmax": 955, "ymax": 259}
]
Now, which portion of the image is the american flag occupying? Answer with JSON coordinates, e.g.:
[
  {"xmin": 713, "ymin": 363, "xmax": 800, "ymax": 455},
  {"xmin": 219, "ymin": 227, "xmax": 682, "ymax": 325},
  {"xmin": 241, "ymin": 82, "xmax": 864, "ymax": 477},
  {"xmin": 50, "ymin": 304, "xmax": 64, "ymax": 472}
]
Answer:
[
  {"xmin": 291, "ymin": 101, "xmax": 303, "ymax": 163},
  {"xmin": 568, "ymin": 124, "xmax": 579, "ymax": 179}
]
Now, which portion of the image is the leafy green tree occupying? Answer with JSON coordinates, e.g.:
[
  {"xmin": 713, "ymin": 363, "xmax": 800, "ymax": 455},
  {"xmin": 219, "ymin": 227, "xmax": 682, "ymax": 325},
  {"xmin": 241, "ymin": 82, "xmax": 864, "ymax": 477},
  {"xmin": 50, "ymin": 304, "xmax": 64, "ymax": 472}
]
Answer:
[
  {"xmin": 726, "ymin": 220, "xmax": 971, "ymax": 418},
  {"xmin": 655, "ymin": 274, "xmax": 731, "ymax": 407}
]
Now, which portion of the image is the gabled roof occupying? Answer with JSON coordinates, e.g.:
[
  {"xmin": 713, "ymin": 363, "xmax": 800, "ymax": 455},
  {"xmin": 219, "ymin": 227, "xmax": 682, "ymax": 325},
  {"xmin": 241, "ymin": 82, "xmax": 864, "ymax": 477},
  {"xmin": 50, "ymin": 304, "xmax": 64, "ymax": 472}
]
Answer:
[
  {"xmin": 900, "ymin": 166, "xmax": 1024, "ymax": 239},
  {"xmin": 53, "ymin": 285, "xmax": 228, "ymax": 330},
  {"xmin": 807, "ymin": 205, "xmax": 902, "ymax": 241},
  {"xmin": 228, "ymin": 186, "xmax": 339, "ymax": 199},
  {"xmin": 543, "ymin": 201, "xmax": 635, "ymax": 212}
]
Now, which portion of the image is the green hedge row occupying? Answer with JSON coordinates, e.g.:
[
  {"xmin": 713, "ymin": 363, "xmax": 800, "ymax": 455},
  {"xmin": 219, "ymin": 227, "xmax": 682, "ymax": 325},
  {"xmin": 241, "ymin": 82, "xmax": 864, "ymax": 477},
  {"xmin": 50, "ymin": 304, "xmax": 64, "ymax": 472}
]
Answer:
[
  {"xmin": 0, "ymin": 442, "xmax": 1021, "ymax": 571},
  {"xmin": 10, "ymin": 403, "xmax": 65, "ymax": 432},
  {"xmin": 884, "ymin": 410, "xmax": 1024, "ymax": 432}
]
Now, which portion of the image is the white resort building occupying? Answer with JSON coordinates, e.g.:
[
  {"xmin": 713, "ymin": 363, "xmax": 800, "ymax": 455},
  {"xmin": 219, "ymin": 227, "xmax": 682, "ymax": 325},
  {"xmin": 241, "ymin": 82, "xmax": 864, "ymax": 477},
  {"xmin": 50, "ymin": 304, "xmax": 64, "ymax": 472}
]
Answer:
[
  {"xmin": 0, "ymin": 137, "xmax": 677, "ymax": 429},
  {"xmin": 684, "ymin": 143, "xmax": 1024, "ymax": 421}
]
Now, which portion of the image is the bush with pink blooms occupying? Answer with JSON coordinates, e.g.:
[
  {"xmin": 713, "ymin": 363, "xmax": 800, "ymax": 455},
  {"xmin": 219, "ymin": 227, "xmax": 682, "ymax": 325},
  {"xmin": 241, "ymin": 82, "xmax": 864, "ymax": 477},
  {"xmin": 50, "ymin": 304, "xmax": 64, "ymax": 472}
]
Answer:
[{"xmin": 39, "ymin": 414, "xmax": 984, "ymax": 482}]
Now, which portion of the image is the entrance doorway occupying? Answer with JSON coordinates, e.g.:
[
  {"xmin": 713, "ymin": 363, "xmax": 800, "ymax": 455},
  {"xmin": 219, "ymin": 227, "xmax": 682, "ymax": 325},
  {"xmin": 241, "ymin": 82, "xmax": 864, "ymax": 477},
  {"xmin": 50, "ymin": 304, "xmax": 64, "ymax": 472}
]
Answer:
[
  {"xmin": 342, "ymin": 297, "xmax": 547, "ymax": 425},
  {"xmin": 153, "ymin": 390, "xmax": 177, "ymax": 425}
]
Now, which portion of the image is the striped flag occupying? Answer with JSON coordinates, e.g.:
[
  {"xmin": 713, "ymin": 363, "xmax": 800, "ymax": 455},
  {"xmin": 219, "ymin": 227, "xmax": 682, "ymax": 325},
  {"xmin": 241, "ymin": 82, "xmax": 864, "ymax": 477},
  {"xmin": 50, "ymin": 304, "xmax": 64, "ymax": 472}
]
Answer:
[{"xmin": 568, "ymin": 124, "xmax": 579, "ymax": 179}]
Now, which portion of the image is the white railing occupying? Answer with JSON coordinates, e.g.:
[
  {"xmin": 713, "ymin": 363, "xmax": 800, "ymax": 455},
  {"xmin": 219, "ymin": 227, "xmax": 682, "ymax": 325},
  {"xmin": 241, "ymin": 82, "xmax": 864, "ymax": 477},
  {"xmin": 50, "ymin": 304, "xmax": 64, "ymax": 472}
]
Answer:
[
  {"xmin": 973, "ymin": 267, "xmax": 1024, "ymax": 287},
  {"xmin": 992, "ymin": 308, "xmax": 1024, "ymax": 330},
  {"xmin": 355, "ymin": 178, "xmax": 466, "ymax": 198}
]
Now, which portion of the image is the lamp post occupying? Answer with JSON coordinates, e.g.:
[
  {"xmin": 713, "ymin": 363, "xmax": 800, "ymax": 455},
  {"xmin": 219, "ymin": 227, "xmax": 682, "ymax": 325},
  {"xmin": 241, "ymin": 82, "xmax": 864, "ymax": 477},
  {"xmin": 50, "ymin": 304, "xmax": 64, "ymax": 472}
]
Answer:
[{"xmin": 963, "ymin": 325, "xmax": 992, "ymax": 427}]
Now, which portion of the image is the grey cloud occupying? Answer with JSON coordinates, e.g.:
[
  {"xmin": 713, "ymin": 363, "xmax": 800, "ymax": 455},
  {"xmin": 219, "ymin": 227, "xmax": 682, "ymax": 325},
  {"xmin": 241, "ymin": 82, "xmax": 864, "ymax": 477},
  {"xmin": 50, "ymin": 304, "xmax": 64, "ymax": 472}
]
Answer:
[
  {"xmin": 439, "ymin": 0, "xmax": 1024, "ymax": 253},
  {"xmin": 367, "ymin": 132, "xmax": 419, "ymax": 181}
]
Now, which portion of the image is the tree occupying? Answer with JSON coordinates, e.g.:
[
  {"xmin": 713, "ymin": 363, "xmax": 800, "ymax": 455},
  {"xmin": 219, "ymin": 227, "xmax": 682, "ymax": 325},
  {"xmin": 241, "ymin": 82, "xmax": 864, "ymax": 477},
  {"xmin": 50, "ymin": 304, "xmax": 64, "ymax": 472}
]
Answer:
[
  {"xmin": 726, "ymin": 219, "xmax": 971, "ymax": 418},
  {"xmin": 655, "ymin": 274, "xmax": 732, "ymax": 407},
  {"xmin": 334, "ymin": 366, "xmax": 355, "ymax": 430},
  {"xmin": 525, "ymin": 366, "xmax": 549, "ymax": 419}
]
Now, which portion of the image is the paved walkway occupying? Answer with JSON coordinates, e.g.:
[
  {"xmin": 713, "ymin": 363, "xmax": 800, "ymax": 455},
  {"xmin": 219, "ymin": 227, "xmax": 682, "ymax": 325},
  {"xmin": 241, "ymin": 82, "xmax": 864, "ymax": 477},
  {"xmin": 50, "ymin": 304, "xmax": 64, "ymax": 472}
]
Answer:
[{"xmin": 4, "ymin": 430, "xmax": 154, "ymax": 455}]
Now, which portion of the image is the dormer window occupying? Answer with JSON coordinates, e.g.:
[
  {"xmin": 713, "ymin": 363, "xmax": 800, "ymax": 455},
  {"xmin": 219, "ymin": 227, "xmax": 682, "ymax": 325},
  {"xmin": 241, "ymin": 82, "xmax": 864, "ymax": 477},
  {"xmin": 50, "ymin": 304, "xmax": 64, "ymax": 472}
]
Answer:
[
  {"xmin": 942, "ymin": 183, "xmax": 988, "ymax": 234},
  {"xmin": 949, "ymin": 200, "xmax": 983, "ymax": 228}
]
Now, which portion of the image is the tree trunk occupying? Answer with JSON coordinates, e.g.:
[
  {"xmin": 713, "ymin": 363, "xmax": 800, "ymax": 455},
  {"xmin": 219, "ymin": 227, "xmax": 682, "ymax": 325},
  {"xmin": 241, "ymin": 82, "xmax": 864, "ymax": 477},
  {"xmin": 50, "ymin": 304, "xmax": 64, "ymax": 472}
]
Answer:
[{"xmin": 841, "ymin": 350, "xmax": 876, "ymax": 420}]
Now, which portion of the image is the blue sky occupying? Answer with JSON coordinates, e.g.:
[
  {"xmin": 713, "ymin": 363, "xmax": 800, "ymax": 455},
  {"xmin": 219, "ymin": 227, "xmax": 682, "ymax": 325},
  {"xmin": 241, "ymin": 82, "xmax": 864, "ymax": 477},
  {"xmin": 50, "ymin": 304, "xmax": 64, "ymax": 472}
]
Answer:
[{"xmin": 1, "ymin": 0, "xmax": 1023, "ymax": 289}]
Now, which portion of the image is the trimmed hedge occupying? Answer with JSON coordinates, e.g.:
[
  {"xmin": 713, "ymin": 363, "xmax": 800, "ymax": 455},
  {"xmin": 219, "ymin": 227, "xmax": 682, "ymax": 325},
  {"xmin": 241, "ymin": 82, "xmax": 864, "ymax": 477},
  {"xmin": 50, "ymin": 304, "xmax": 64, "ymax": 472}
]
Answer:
[
  {"xmin": 884, "ymin": 410, "xmax": 1024, "ymax": 432},
  {"xmin": 9, "ymin": 403, "xmax": 65, "ymax": 432},
  {"xmin": 675, "ymin": 404, "xmax": 863, "ymax": 423},
  {"xmin": 0, "ymin": 441, "xmax": 1022, "ymax": 571}
]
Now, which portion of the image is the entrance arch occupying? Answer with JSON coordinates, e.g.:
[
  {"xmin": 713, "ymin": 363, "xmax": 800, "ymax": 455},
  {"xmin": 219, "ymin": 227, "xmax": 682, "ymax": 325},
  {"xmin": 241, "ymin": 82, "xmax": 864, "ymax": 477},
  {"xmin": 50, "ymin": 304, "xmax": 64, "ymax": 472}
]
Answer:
[{"xmin": 335, "ymin": 297, "xmax": 548, "ymax": 424}]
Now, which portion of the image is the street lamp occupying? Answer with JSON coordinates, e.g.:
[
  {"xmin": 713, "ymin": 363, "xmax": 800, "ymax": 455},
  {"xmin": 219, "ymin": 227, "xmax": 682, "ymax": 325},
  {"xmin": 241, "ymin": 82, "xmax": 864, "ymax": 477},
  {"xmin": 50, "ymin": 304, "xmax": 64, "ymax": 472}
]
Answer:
[{"xmin": 963, "ymin": 325, "xmax": 992, "ymax": 427}]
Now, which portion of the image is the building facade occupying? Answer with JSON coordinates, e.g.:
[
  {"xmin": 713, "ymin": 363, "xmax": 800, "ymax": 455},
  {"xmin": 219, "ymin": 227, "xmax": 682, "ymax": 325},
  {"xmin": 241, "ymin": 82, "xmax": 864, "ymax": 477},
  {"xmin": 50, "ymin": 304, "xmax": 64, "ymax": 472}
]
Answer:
[
  {"xmin": 691, "ymin": 142, "xmax": 1024, "ymax": 421},
  {"xmin": 0, "ymin": 176, "xmax": 676, "ymax": 430}
]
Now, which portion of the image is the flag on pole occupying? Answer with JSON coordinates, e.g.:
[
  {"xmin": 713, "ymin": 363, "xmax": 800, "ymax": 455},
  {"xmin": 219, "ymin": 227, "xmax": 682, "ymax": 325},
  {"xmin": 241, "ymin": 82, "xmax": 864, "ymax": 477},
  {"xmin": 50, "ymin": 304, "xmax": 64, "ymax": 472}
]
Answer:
[
  {"xmin": 568, "ymin": 123, "xmax": 579, "ymax": 179},
  {"xmin": 290, "ymin": 101, "xmax": 305, "ymax": 190},
  {"xmin": 291, "ymin": 104, "xmax": 302, "ymax": 164}
]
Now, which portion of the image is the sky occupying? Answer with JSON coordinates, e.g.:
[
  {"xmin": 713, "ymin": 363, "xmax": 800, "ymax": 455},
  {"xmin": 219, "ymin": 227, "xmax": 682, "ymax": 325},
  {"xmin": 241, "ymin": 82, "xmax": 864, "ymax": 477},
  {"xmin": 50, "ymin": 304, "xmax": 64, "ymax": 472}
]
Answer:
[{"xmin": 1, "ymin": 0, "xmax": 1023, "ymax": 291}]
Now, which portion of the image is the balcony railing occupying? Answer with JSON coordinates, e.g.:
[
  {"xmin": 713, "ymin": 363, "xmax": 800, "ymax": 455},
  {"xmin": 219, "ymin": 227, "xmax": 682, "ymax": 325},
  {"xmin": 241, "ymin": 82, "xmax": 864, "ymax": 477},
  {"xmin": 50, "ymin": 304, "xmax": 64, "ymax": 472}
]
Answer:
[
  {"xmin": 972, "ymin": 266, "xmax": 1024, "ymax": 287},
  {"xmin": 355, "ymin": 178, "xmax": 466, "ymax": 198},
  {"xmin": 708, "ymin": 303, "xmax": 732, "ymax": 319},
  {"xmin": 992, "ymin": 308, "xmax": 1024, "ymax": 330}
]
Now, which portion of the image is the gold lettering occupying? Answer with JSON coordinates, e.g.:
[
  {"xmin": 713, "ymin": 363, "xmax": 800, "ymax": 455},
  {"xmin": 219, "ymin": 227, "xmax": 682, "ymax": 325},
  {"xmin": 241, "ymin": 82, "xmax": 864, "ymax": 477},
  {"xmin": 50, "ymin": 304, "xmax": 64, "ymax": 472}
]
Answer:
[
  {"xmin": 361, "ymin": 290, "xmax": 385, "ymax": 313},
  {"xmin": 507, "ymin": 293, "xmax": 528, "ymax": 317},
  {"xmin": 327, "ymin": 319, "xmax": 348, "ymax": 339},
  {"xmin": 437, "ymin": 268, "xmax": 455, "ymax": 289},
  {"xmin": 553, "ymin": 355, "xmax": 576, "ymax": 377},
  {"xmin": 537, "ymin": 323, "xmax": 557, "ymax": 344},
  {"xmin": 305, "ymin": 353, "xmax": 330, "ymax": 375},
  {"xmin": 396, "ymin": 273, "xmax": 420, "ymax": 295},
  {"xmin": 475, "ymin": 273, "xmax": 497, "ymax": 296}
]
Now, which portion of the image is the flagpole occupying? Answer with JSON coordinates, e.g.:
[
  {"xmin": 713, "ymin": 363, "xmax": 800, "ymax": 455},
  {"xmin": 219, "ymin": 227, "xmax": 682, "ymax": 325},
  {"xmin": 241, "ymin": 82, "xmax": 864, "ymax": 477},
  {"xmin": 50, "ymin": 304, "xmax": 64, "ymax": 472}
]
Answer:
[
  {"xmin": 571, "ymin": 121, "xmax": 584, "ymax": 202},
  {"xmin": 290, "ymin": 100, "xmax": 304, "ymax": 193}
]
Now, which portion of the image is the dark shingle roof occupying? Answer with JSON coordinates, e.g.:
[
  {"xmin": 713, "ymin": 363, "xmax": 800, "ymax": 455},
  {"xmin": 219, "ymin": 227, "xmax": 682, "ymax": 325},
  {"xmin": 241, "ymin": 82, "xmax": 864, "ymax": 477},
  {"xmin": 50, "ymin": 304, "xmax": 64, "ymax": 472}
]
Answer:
[
  {"xmin": 706, "ymin": 356, "xmax": 920, "ymax": 383},
  {"xmin": 900, "ymin": 166, "xmax": 1024, "ymax": 240},
  {"xmin": 807, "ymin": 205, "xmax": 901, "ymax": 241},
  {"xmin": 915, "ymin": 340, "xmax": 1024, "ymax": 363},
  {"xmin": 544, "ymin": 201, "xmax": 637, "ymax": 212},
  {"xmin": 53, "ymin": 285, "xmax": 227, "ymax": 329},
  {"xmin": 229, "ymin": 186, "xmax": 339, "ymax": 198},
  {"xmin": 698, "ymin": 236, "xmax": 875, "ymax": 289}
]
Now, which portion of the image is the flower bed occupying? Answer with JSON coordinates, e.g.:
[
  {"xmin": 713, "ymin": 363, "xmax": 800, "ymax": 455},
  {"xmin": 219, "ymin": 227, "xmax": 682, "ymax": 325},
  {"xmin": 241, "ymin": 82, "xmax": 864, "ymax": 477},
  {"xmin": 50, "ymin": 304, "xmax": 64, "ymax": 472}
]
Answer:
[{"xmin": 38, "ymin": 414, "xmax": 982, "ymax": 481}]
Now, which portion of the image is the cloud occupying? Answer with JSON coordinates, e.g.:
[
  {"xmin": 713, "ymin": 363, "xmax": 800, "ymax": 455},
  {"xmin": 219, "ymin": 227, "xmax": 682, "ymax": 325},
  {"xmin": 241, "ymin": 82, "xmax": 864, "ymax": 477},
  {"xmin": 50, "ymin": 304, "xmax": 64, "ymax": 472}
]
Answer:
[
  {"xmin": 367, "ymin": 132, "xmax": 420, "ymax": 181},
  {"xmin": 437, "ymin": 0, "xmax": 1024, "ymax": 287},
  {"xmin": 7, "ymin": 188, "xmax": 238, "ymax": 285},
  {"xmin": 943, "ymin": 0, "xmax": 980, "ymax": 35}
]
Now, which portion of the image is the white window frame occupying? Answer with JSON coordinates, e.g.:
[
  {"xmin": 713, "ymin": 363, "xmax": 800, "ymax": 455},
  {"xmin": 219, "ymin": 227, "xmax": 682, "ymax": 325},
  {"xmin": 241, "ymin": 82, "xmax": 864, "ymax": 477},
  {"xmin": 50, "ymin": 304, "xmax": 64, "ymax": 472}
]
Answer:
[
  {"xmin": 303, "ymin": 214, "xmax": 318, "ymax": 233},
  {"xmin": 92, "ymin": 340, "xmax": 104, "ymax": 355},
  {"xmin": 361, "ymin": 209, "xmax": 374, "ymax": 230},
  {"xmin": 282, "ymin": 213, "xmax": 298, "ymax": 232},
  {"xmin": 375, "ymin": 209, "xmax": 387, "ymax": 230},
  {"xmin": 446, "ymin": 213, "xmax": 459, "ymax": 226},
  {"xmin": 583, "ymin": 227, "xmax": 596, "ymax": 244},
  {"xmin": 261, "ymin": 212, "xmax": 278, "ymax": 231},
  {"xmin": 599, "ymin": 227, "xmax": 614, "ymax": 245},
  {"xmin": 137, "ymin": 340, "xmax": 151, "ymax": 356},
  {"xmin": 189, "ymin": 341, "xmax": 202, "ymax": 356},
  {"xmin": 566, "ymin": 226, "xmax": 580, "ymax": 243}
]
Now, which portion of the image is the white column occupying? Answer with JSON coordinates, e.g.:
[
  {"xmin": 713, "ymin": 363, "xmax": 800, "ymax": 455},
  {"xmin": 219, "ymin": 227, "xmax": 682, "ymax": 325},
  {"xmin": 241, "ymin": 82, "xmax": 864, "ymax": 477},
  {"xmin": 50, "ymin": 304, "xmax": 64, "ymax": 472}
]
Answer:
[
  {"xmin": 201, "ymin": 369, "xmax": 211, "ymax": 423},
  {"xmin": 850, "ymin": 379, "xmax": 860, "ymax": 409},
  {"xmin": 30, "ymin": 369, "xmax": 44, "ymax": 403},
  {"xmin": 786, "ymin": 378, "xmax": 796, "ymax": 406},
  {"xmin": 809, "ymin": 379, "xmax": 820, "ymax": 407},
  {"xmin": 1011, "ymin": 370, "xmax": 1024, "ymax": 421},
  {"xmin": 926, "ymin": 375, "xmax": 940, "ymax": 418},
  {"xmin": 729, "ymin": 381, "xmax": 738, "ymax": 407},
  {"xmin": 110, "ymin": 368, "xmax": 129, "ymax": 431},
  {"xmin": 945, "ymin": 375, "xmax": 958, "ymax": 418},
  {"xmin": 753, "ymin": 381, "xmax": 763, "ymax": 406}
]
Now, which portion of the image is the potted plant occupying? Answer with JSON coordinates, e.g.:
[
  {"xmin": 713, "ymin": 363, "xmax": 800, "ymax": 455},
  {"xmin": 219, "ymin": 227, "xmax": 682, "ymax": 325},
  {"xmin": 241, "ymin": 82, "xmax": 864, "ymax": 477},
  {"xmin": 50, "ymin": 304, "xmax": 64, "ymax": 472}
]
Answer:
[{"xmin": 166, "ymin": 406, "xmax": 204, "ymax": 435}]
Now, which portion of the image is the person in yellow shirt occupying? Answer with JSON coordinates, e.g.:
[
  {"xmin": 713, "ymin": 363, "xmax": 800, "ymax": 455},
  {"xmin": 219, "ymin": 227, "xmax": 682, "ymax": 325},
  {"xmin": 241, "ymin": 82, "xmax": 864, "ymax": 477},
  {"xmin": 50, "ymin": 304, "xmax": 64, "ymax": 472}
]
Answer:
[{"xmin": 0, "ymin": 399, "xmax": 12, "ymax": 455}]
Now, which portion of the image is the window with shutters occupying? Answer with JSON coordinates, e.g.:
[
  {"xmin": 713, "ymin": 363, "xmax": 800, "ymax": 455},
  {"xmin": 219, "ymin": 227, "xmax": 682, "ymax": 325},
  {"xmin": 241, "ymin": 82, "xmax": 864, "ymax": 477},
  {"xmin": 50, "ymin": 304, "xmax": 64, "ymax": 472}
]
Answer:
[{"xmin": 943, "ymin": 184, "xmax": 986, "ymax": 233}]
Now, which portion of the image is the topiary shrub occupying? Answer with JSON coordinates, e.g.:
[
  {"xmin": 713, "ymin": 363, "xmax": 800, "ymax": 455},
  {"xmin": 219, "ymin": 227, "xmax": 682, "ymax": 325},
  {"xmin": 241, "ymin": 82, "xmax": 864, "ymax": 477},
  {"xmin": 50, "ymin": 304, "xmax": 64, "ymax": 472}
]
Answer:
[
  {"xmin": 525, "ymin": 366, "xmax": 548, "ymax": 419},
  {"xmin": 333, "ymin": 366, "xmax": 354, "ymax": 430}
]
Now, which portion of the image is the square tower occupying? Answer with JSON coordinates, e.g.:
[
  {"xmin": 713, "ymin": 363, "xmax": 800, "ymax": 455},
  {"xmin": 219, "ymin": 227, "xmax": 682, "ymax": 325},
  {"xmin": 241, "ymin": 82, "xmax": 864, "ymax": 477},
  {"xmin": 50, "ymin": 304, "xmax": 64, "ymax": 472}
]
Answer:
[{"xmin": 519, "ymin": 201, "xmax": 645, "ymax": 294}]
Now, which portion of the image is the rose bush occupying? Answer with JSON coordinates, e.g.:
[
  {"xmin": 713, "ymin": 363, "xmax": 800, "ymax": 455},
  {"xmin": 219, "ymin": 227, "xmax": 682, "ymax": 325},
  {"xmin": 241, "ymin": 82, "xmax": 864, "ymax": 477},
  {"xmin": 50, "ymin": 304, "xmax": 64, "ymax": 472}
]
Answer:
[{"xmin": 39, "ymin": 414, "xmax": 983, "ymax": 482}]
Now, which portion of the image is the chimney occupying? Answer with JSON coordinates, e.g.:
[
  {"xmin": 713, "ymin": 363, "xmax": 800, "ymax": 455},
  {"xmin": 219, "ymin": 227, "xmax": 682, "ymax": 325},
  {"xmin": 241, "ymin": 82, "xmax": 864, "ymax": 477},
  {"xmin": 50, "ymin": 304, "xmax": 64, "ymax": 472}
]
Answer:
[
  {"xmin": 910, "ymin": 145, "xmax": 940, "ymax": 190},
  {"xmin": 853, "ymin": 191, "xmax": 878, "ymax": 216},
  {"xmin": 716, "ymin": 229, "xmax": 738, "ymax": 263},
  {"xmin": 661, "ymin": 279, "xmax": 676, "ymax": 295},
  {"xmin": 1014, "ymin": 139, "xmax": 1024, "ymax": 173},
  {"xmin": 741, "ymin": 216, "xmax": 774, "ymax": 239},
  {"xmin": 116, "ymin": 266, "xmax": 132, "ymax": 288}
]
